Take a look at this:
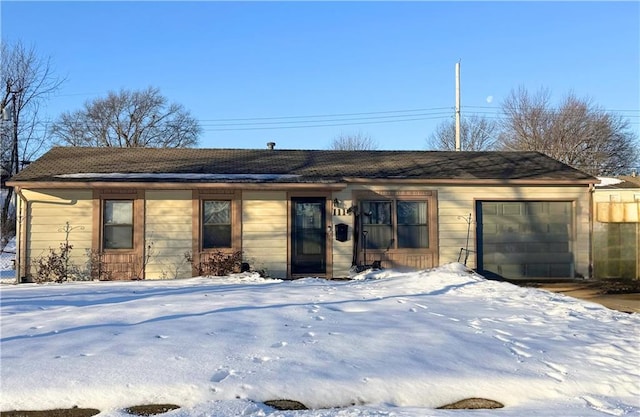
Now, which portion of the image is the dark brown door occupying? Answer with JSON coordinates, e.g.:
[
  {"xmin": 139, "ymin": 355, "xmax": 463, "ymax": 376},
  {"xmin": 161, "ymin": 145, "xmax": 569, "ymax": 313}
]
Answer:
[{"xmin": 292, "ymin": 198, "xmax": 326, "ymax": 275}]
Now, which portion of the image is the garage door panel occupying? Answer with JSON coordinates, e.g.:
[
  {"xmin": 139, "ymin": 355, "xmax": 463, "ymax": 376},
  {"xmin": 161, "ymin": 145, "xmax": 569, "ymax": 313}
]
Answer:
[
  {"xmin": 478, "ymin": 201, "xmax": 574, "ymax": 279},
  {"xmin": 483, "ymin": 262, "xmax": 572, "ymax": 279},
  {"xmin": 501, "ymin": 204, "xmax": 523, "ymax": 215},
  {"xmin": 485, "ymin": 252, "xmax": 573, "ymax": 264},
  {"xmin": 482, "ymin": 233, "xmax": 571, "ymax": 244}
]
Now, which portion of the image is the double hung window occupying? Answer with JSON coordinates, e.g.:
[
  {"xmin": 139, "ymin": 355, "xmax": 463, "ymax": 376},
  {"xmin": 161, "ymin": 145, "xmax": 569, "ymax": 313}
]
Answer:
[
  {"xmin": 103, "ymin": 200, "xmax": 134, "ymax": 249},
  {"xmin": 202, "ymin": 200, "xmax": 232, "ymax": 248}
]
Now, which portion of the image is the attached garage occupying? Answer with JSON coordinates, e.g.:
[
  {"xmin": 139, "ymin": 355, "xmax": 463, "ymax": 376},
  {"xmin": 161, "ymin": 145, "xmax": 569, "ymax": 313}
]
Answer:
[{"xmin": 476, "ymin": 201, "xmax": 575, "ymax": 280}]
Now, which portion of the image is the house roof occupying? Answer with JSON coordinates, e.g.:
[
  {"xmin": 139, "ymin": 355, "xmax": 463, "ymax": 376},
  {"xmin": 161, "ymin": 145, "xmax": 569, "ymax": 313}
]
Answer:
[{"xmin": 7, "ymin": 146, "xmax": 598, "ymax": 187}]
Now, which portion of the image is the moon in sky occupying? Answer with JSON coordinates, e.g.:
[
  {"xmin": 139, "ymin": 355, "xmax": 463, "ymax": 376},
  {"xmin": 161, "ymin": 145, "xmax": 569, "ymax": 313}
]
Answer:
[{"xmin": 486, "ymin": 95, "xmax": 494, "ymax": 104}]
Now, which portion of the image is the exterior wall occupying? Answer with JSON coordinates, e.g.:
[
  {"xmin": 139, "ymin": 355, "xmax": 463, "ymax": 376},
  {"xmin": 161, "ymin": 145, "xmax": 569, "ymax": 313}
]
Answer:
[
  {"xmin": 20, "ymin": 189, "xmax": 93, "ymax": 280},
  {"xmin": 331, "ymin": 189, "xmax": 355, "ymax": 277},
  {"xmin": 242, "ymin": 191, "xmax": 288, "ymax": 278},
  {"xmin": 342, "ymin": 184, "xmax": 592, "ymax": 279},
  {"xmin": 344, "ymin": 184, "xmax": 439, "ymax": 274},
  {"xmin": 145, "ymin": 190, "xmax": 193, "ymax": 279},
  {"xmin": 16, "ymin": 183, "xmax": 593, "ymax": 282},
  {"xmin": 437, "ymin": 185, "xmax": 591, "ymax": 277}
]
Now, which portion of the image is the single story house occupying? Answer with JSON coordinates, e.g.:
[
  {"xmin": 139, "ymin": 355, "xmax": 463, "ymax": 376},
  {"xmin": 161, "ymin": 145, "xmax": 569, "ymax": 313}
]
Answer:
[
  {"xmin": 592, "ymin": 175, "xmax": 640, "ymax": 280},
  {"xmin": 6, "ymin": 146, "xmax": 598, "ymax": 282}
]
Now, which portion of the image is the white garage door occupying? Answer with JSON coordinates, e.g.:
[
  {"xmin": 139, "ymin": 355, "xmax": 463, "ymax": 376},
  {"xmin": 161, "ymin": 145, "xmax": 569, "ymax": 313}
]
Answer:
[{"xmin": 477, "ymin": 201, "xmax": 574, "ymax": 279}]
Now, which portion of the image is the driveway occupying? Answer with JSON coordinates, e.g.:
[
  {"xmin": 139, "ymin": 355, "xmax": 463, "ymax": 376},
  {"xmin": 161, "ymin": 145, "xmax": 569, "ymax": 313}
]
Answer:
[{"xmin": 534, "ymin": 282, "xmax": 640, "ymax": 314}]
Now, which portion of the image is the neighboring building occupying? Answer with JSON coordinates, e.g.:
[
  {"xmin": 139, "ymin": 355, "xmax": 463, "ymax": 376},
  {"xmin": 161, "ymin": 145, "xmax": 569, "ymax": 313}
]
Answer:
[
  {"xmin": 7, "ymin": 146, "xmax": 597, "ymax": 282},
  {"xmin": 592, "ymin": 175, "xmax": 640, "ymax": 280}
]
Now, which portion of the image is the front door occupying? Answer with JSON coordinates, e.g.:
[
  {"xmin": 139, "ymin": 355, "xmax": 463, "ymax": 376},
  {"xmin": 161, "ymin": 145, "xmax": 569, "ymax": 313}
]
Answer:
[{"xmin": 291, "ymin": 198, "xmax": 326, "ymax": 275}]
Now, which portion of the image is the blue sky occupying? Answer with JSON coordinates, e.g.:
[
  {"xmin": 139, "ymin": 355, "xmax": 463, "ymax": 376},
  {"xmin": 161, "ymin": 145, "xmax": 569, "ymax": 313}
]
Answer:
[{"xmin": 2, "ymin": 1, "xmax": 639, "ymax": 150}]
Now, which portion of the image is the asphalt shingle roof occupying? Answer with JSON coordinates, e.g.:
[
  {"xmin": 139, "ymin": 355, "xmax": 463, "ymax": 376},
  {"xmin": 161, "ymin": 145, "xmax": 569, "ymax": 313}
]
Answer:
[{"xmin": 8, "ymin": 147, "xmax": 597, "ymax": 184}]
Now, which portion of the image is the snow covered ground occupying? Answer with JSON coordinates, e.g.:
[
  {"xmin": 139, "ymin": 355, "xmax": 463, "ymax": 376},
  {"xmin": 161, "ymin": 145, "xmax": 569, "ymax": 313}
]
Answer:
[
  {"xmin": 1, "ymin": 264, "xmax": 639, "ymax": 416},
  {"xmin": 0, "ymin": 237, "xmax": 17, "ymax": 283}
]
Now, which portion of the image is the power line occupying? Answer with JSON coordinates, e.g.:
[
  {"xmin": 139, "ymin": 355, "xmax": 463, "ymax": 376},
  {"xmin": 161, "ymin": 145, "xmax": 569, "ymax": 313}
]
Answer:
[
  {"xmin": 201, "ymin": 115, "xmax": 451, "ymax": 132},
  {"xmin": 27, "ymin": 103, "xmax": 640, "ymax": 134},
  {"xmin": 200, "ymin": 111, "xmax": 453, "ymax": 128},
  {"xmin": 199, "ymin": 107, "xmax": 452, "ymax": 122}
]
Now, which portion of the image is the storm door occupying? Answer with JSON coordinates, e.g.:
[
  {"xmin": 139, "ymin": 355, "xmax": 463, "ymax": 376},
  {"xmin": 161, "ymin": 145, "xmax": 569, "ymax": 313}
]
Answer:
[{"xmin": 291, "ymin": 198, "xmax": 326, "ymax": 275}]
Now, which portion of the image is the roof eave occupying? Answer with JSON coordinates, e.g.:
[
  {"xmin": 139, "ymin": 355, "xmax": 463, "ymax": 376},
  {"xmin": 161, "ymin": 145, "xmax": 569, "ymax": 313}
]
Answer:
[
  {"xmin": 7, "ymin": 177, "xmax": 599, "ymax": 189},
  {"xmin": 6, "ymin": 180, "xmax": 348, "ymax": 190},
  {"xmin": 343, "ymin": 177, "xmax": 598, "ymax": 185}
]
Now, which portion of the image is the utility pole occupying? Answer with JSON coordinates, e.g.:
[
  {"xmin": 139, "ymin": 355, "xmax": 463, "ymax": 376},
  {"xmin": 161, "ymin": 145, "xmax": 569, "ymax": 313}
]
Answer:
[
  {"xmin": 11, "ymin": 92, "xmax": 19, "ymax": 176},
  {"xmin": 455, "ymin": 61, "xmax": 461, "ymax": 152},
  {"xmin": 2, "ymin": 86, "xmax": 21, "ymax": 177}
]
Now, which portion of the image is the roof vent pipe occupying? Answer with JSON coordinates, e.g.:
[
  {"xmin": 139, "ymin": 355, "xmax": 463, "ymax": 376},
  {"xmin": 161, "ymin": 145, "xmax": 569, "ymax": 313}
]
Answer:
[{"xmin": 267, "ymin": 142, "xmax": 276, "ymax": 150}]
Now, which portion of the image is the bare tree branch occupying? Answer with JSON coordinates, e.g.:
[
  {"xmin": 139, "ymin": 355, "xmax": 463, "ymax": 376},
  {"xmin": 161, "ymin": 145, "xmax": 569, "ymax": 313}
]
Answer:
[
  {"xmin": 1, "ymin": 41, "xmax": 64, "ymax": 242},
  {"xmin": 51, "ymin": 87, "xmax": 201, "ymax": 148},
  {"xmin": 498, "ymin": 87, "xmax": 639, "ymax": 175},
  {"xmin": 426, "ymin": 115, "xmax": 498, "ymax": 151},
  {"xmin": 329, "ymin": 132, "xmax": 378, "ymax": 150}
]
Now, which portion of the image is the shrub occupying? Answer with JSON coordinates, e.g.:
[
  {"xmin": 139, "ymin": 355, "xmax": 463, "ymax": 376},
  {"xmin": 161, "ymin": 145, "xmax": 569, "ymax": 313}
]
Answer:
[
  {"xmin": 185, "ymin": 250, "xmax": 244, "ymax": 277},
  {"xmin": 33, "ymin": 243, "xmax": 74, "ymax": 283}
]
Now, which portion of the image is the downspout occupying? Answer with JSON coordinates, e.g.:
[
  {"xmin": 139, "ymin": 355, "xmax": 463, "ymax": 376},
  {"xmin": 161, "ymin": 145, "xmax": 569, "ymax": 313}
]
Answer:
[
  {"xmin": 14, "ymin": 186, "xmax": 27, "ymax": 283},
  {"xmin": 588, "ymin": 183, "xmax": 595, "ymax": 280}
]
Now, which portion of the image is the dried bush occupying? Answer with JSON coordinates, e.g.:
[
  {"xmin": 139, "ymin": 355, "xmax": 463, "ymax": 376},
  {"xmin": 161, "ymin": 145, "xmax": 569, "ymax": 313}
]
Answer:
[
  {"xmin": 185, "ymin": 250, "xmax": 244, "ymax": 277},
  {"xmin": 33, "ymin": 243, "xmax": 73, "ymax": 283}
]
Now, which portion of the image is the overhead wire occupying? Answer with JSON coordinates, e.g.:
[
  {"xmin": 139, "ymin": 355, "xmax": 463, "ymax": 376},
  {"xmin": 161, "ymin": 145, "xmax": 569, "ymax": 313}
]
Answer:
[{"xmin": 17, "ymin": 104, "xmax": 640, "ymax": 133}]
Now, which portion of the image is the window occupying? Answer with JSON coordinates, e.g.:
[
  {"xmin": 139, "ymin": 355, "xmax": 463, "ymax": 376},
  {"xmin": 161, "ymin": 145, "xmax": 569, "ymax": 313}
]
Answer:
[
  {"xmin": 397, "ymin": 201, "xmax": 428, "ymax": 248},
  {"xmin": 361, "ymin": 199, "xmax": 429, "ymax": 249},
  {"xmin": 203, "ymin": 200, "xmax": 231, "ymax": 248},
  {"xmin": 362, "ymin": 201, "xmax": 392, "ymax": 249},
  {"xmin": 103, "ymin": 200, "xmax": 133, "ymax": 249}
]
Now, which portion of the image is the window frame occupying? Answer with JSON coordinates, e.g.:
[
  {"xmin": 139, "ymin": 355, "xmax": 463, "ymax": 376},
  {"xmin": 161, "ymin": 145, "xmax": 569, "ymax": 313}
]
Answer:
[
  {"xmin": 93, "ymin": 189, "xmax": 144, "ymax": 254},
  {"xmin": 193, "ymin": 190, "xmax": 241, "ymax": 254},
  {"xmin": 201, "ymin": 199, "xmax": 233, "ymax": 249},
  {"xmin": 102, "ymin": 199, "xmax": 135, "ymax": 249},
  {"xmin": 355, "ymin": 190, "xmax": 438, "ymax": 259}
]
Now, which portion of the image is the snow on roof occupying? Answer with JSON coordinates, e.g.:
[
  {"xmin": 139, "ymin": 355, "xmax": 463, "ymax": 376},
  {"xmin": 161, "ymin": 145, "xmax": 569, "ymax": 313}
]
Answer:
[
  {"xmin": 596, "ymin": 177, "xmax": 624, "ymax": 187},
  {"xmin": 56, "ymin": 173, "xmax": 301, "ymax": 180},
  {"xmin": 596, "ymin": 177, "xmax": 623, "ymax": 187}
]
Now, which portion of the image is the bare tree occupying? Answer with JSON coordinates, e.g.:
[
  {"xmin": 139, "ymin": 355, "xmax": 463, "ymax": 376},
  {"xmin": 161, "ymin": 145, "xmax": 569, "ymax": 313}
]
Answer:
[
  {"xmin": 51, "ymin": 87, "xmax": 201, "ymax": 148},
  {"xmin": 1, "ymin": 41, "xmax": 63, "ymax": 243},
  {"xmin": 426, "ymin": 115, "xmax": 498, "ymax": 151},
  {"xmin": 498, "ymin": 87, "xmax": 639, "ymax": 175},
  {"xmin": 329, "ymin": 132, "xmax": 378, "ymax": 150}
]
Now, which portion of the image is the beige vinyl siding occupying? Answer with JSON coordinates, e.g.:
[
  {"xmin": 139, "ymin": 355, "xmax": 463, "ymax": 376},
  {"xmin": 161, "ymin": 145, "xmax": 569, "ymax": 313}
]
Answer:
[
  {"xmin": 21, "ymin": 189, "xmax": 93, "ymax": 279},
  {"xmin": 145, "ymin": 190, "xmax": 193, "ymax": 279},
  {"xmin": 242, "ymin": 191, "xmax": 287, "ymax": 278},
  {"xmin": 330, "ymin": 190, "xmax": 355, "ymax": 277}
]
